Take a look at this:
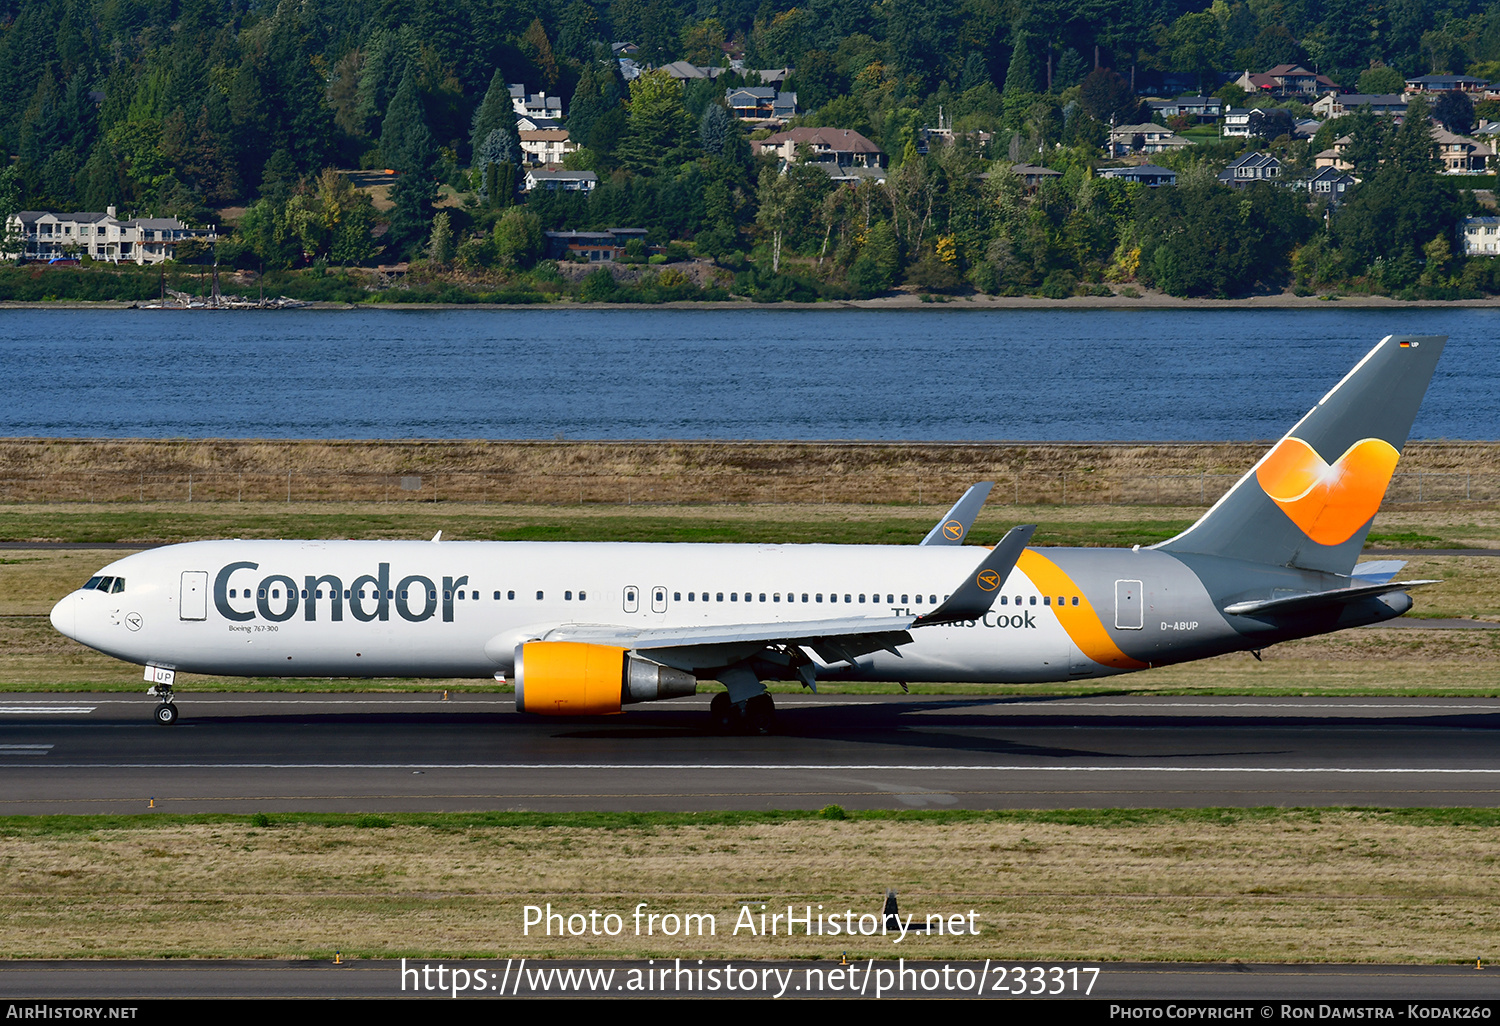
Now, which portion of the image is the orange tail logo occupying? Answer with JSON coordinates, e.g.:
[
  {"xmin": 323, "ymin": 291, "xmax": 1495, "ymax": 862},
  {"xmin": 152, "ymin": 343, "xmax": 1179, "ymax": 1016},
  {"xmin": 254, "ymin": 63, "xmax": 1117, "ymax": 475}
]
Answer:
[{"xmin": 1255, "ymin": 436, "xmax": 1399, "ymax": 545}]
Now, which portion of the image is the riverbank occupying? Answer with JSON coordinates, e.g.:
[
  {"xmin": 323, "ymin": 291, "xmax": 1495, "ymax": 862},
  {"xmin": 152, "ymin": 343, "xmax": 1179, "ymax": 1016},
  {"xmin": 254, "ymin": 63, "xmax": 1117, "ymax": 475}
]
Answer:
[{"xmin": 12, "ymin": 287, "xmax": 1500, "ymax": 310}]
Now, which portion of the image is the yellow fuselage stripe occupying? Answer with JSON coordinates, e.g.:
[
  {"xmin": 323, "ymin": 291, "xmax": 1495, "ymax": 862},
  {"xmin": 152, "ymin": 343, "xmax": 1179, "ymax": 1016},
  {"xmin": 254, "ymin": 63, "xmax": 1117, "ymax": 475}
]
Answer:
[{"xmin": 1016, "ymin": 549, "xmax": 1148, "ymax": 670}]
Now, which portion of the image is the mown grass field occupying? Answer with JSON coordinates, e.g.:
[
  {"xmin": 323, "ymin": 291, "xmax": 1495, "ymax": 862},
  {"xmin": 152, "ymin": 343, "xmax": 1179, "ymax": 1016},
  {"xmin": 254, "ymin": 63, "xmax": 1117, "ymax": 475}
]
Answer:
[{"xmin": 2, "ymin": 808, "xmax": 1497, "ymax": 962}]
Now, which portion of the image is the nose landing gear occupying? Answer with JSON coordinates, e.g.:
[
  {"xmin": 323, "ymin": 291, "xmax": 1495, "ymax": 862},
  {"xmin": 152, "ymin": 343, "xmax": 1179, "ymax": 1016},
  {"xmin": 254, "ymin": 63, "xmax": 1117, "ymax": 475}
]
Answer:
[{"xmin": 147, "ymin": 677, "xmax": 178, "ymax": 726}]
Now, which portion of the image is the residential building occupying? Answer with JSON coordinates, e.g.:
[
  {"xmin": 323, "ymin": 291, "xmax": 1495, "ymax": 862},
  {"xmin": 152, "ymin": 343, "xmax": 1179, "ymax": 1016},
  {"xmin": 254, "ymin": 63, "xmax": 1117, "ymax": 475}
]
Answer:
[
  {"xmin": 1460, "ymin": 215, "xmax": 1500, "ymax": 255},
  {"xmin": 1147, "ymin": 96, "xmax": 1223, "ymax": 121},
  {"xmin": 1217, "ymin": 151, "xmax": 1282, "ymax": 187},
  {"xmin": 544, "ymin": 227, "xmax": 649, "ymax": 262},
  {"xmin": 1431, "ymin": 126, "xmax": 1493, "ymax": 173},
  {"xmin": 660, "ymin": 61, "xmax": 725, "ymax": 80},
  {"xmin": 725, "ymin": 86, "xmax": 797, "ymax": 121},
  {"xmin": 1406, "ymin": 74, "xmax": 1488, "ymax": 94},
  {"xmin": 1097, "ymin": 164, "xmax": 1178, "ymax": 186},
  {"xmin": 1235, "ymin": 65, "xmax": 1340, "ymax": 97},
  {"xmin": 1314, "ymin": 136, "xmax": 1354, "ymax": 171},
  {"xmin": 1293, "ymin": 167, "xmax": 1357, "ymax": 204},
  {"xmin": 1223, "ymin": 107, "xmax": 1302, "ymax": 139},
  {"xmin": 1107, "ymin": 123, "xmax": 1192, "ymax": 156},
  {"xmin": 519, "ymin": 128, "xmax": 577, "ymax": 165},
  {"xmin": 522, "ymin": 168, "xmax": 597, "ymax": 192},
  {"xmin": 1007, "ymin": 163, "xmax": 1062, "ymax": 191},
  {"xmin": 1312, "ymin": 92, "xmax": 1408, "ymax": 118},
  {"xmin": 4, "ymin": 207, "xmax": 216, "ymax": 264},
  {"xmin": 754, "ymin": 127, "xmax": 886, "ymax": 168},
  {"xmin": 509, "ymin": 84, "xmax": 562, "ymax": 119}
]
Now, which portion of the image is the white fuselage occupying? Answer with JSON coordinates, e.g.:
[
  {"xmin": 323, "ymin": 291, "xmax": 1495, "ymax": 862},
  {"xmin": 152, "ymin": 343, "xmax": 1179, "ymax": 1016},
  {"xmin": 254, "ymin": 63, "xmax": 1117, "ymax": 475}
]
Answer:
[{"xmin": 49, "ymin": 539, "xmax": 1190, "ymax": 684}]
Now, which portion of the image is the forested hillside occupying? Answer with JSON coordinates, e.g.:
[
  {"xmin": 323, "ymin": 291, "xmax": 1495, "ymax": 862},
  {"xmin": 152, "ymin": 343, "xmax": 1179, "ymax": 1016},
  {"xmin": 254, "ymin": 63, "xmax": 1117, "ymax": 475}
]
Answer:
[{"xmin": 2, "ymin": 0, "xmax": 1499, "ymax": 300}]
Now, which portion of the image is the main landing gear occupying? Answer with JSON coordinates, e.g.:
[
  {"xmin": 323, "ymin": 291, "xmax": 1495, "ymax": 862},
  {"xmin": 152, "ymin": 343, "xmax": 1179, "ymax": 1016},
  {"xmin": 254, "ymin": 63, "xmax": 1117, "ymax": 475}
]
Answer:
[
  {"xmin": 710, "ymin": 692, "xmax": 776, "ymax": 735},
  {"xmin": 148, "ymin": 680, "xmax": 179, "ymax": 725}
]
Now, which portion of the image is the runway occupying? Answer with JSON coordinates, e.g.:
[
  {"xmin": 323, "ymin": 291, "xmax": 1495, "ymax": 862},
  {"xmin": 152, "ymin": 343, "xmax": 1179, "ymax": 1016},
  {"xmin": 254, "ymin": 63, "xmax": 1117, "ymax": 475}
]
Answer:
[{"xmin": 3, "ymin": 692, "xmax": 1500, "ymax": 812}]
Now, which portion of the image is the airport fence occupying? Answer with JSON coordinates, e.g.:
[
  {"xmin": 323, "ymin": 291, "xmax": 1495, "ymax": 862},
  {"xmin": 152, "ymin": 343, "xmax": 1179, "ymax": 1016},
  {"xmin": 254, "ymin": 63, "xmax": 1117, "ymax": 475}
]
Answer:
[{"xmin": 0, "ymin": 469, "xmax": 1493, "ymax": 506}]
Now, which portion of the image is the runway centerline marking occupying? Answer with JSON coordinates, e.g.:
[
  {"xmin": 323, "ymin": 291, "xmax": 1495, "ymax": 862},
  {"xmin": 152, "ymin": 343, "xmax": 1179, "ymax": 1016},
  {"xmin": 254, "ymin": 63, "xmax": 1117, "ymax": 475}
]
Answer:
[{"xmin": 0, "ymin": 706, "xmax": 95, "ymax": 714}]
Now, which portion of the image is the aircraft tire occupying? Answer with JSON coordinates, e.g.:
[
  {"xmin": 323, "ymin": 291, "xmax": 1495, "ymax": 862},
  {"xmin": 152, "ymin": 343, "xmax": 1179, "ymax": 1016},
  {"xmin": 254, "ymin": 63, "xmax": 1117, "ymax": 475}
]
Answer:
[
  {"xmin": 710, "ymin": 692, "xmax": 736, "ymax": 734},
  {"xmin": 744, "ymin": 694, "xmax": 776, "ymax": 735},
  {"xmin": 154, "ymin": 703, "xmax": 179, "ymax": 726}
]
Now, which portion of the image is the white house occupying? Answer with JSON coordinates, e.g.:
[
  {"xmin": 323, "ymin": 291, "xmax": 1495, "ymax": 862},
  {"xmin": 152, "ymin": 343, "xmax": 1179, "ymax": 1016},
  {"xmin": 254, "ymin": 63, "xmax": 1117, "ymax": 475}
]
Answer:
[
  {"xmin": 1461, "ymin": 216, "xmax": 1500, "ymax": 255},
  {"xmin": 4, "ymin": 207, "xmax": 216, "ymax": 264}
]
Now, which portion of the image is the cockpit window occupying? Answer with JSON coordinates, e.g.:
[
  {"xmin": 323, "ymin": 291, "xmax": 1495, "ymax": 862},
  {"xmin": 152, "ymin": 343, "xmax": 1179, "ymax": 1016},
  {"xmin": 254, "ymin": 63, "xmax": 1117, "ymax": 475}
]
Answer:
[
  {"xmin": 110, "ymin": 578, "xmax": 125, "ymax": 593},
  {"xmin": 84, "ymin": 576, "xmax": 103, "ymax": 590}
]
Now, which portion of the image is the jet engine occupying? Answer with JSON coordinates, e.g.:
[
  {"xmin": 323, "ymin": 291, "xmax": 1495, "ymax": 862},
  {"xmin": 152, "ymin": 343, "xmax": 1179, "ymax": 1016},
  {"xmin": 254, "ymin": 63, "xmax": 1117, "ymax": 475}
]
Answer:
[{"xmin": 513, "ymin": 642, "xmax": 697, "ymax": 715}]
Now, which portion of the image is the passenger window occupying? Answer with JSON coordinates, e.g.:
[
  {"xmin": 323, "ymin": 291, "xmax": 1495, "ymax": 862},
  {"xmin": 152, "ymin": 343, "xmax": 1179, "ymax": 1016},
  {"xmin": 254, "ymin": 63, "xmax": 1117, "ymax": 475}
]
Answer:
[
  {"xmin": 259, "ymin": 589, "xmax": 266, "ymax": 599},
  {"xmin": 915, "ymin": 594, "xmax": 922, "ymax": 604},
  {"xmin": 845, "ymin": 594, "xmax": 851, "ymax": 603},
  {"xmin": 773, "ymin": 593, "xmax": 781, "ymax": 602},
  {"xmin": 508, "ymin": 591, "xmax": 515, "ymax": 600},
  {"xmin": 887, "ymin": 594, "xmax": 894, "ymax": 604},
  {"xmin": 901, "ymin": 594, "xmax": 908, "ymax": 604},
  {"xmin": 536, "ymin": 591, "xmax": 543, "ymax": 600},
  {"xmin": 1072, "ymin": 596, "xmax": 1079, "ymax": 606},
  {"xmin": 565, "ymin": 591, "xmax": 572, "ymax": 600},
  {"xmin": 859, "ymin": 594, "xmax": 865, "ymax": 603},
  {"xmin": 816, "ymin": 594, "xmax": 823, "ymax": 603},
  {"xmin": 716, "ymin": 593, "xmax": 723, "ymax": 602},
  {"xmin": 759, "ymin": 593, "xmax": 766, "ymax": 602},
  {"xmin": 1029, "ymin": 596, "xmax": 1036, "ymax": 605},
  {"xmin": 731, "ymin": 593, "xmax": 738, "ymax": 601},
  {"xmin": 579, "ymin": 591, "xmax": 586, "ymax": 601},
  {"xmin": 674, "ymin": 592, "xmax": 681, "ymax": 601},
  {"xmin": 1043, "ymin": 596, "xmax": 1051, "ymax": 606},
  {"xmin": 494, "ymin": 591, "xmax": 501, "ymax": 600},
  {"xmin": 688, "ymin": 592, "xmax": 695, "ymax": 601},
  {"xmin": 1000, "ymin": 596, "xmax": 1007, "ymax": 605},
  {"xmin": 929, "ymin": 595, "xmax": 936, "ymax": 604}
]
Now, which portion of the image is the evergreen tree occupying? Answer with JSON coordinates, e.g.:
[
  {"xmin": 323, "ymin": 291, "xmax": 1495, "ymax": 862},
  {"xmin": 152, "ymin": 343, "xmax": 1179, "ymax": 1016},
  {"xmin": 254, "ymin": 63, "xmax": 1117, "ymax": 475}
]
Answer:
[
  {"xmin": 427, "ymin": 211, "xmax": 453, "ymax": 266},
  {"xmin": 700, "ymin": 102, "xmax": 732, "ymax": 156},
  {"xmin": 470, "ymin": 69, "xmax": 520, "ymax": 161},
  {"xmin": 381, "ymin": 70, "xmax": 434, "ymax": 178},
  {"xmin": 1004, "ymin": 31, "xmax": 1040, "ymax": 95}
]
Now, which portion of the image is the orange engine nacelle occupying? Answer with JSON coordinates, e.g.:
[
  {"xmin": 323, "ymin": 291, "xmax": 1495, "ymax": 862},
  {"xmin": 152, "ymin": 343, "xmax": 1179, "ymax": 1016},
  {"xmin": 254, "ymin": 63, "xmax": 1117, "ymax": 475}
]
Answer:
[{"xmin": 514, "ymin": 642, "xmax": 697, "ymax": 716}]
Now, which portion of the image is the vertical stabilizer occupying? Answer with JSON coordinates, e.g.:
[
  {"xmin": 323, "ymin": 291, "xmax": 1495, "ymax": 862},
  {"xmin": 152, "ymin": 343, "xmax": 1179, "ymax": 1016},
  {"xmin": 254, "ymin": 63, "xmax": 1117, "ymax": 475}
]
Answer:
[{"xmin": 1155, "ymin": 336, "xmax": 1445, "ymax": 575}]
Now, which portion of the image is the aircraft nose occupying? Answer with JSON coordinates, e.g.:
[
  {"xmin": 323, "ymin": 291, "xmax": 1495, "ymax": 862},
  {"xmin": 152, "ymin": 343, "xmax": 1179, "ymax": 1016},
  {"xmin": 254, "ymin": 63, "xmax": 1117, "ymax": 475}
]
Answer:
[{"xmin": 50, "ymin": 593, "xmax": 77, "ymax": 640}]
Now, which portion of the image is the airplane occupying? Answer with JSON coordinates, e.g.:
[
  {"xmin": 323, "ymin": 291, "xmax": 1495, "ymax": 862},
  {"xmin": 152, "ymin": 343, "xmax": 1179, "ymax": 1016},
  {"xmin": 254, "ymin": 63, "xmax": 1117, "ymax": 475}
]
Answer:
[{"xmin": 50, "ymin": 335, "xmax": 1445, "ymax": 733}]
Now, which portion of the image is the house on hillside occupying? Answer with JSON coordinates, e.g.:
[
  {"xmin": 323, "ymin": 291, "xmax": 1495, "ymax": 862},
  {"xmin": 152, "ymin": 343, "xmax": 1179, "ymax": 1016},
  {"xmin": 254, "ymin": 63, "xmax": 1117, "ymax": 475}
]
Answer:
[
  {"xmin": 1106, "ymin": 123, "xmax": 1192, "ymax": 156},
  {"xmin": 1431, "ymin": 126, "xmax": 1493, "ymax": 173},
  {"xmin": 1235, "ymin": 65, "xmax": 1340, "ymax": 97},
  {"xmin": 1217, "ymin": 151, "xmax": 1281, "ymax": 187},
  {"xmin": 1147, "ymin": 96, "xmax": 1223, "ymax": 121},
  {"xmin": 509, "ymin": 84, "xmax": 562, "ymax": 119},
  {"xmin": 522, "ymin": 168, "xmax": 597, "ymax": 192},
  {"xmin": 725, "ymin": 86, "xmax": 797, "ymax": 121},
  {"xmin": 1461, "ymin": 216, "xmax": 1500, "ymax": 255},
  {"xmin": 1292, "ymin": 167, "xmax": 1357, "ymax": 204},
  {"xmin": 543, "ymin": 227, "xmax": 649, "ymax": 262},
  {"xmin": 519, "ymin": 128, "xmax": 576, "ymax": 165},
  {"xmin": 1406, "ymin": 74, "xmax": 1489, "ymax": 94},
  {"xmin": 4, "ymin": 207, "xmax": 216, "ymax": 263},
  {"xmin": 660, "ymin": 61, "xmax": 725, "ymax": 80},
  {"xmin": 754, "ymin": 127, "xmax": 886, "ymax": 168},
  {"xmin": 1312, "ymin": 92, "xmax": 1408, "ymax": 118},
  {"xmin": 1097, "ymin": 164, "xmax": 1178, "ymax": 186}
]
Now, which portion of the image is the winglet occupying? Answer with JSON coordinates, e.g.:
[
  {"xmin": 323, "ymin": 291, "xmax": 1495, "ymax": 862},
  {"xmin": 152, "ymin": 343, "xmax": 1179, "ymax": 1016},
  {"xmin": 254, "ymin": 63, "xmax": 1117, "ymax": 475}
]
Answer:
[
  {"xmin": 920, "ymin": 482, "xmax": 995, "ymax": 546},
  {"xmin": 914, "ymin": 524, "xmax": 1036, "ymax": 627}
]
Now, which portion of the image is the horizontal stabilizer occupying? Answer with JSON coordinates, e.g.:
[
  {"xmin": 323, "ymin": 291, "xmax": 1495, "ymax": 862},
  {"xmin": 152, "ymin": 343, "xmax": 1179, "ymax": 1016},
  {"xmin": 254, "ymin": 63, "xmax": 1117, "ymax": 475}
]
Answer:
[{"xmin": 1223, "ymin": 579, "xmax": 1440, "ymax": 617}]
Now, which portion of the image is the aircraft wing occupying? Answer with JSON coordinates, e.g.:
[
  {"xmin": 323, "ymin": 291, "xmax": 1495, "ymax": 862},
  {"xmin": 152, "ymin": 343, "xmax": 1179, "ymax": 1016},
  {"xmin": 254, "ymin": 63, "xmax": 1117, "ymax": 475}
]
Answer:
[
  {"xmin": 507, "ymin": 524, "xmax": 1037, "ymax": 673},
  {"xmin": 920, "ymin": 482, "xmax": 994, "ymax": 545}
]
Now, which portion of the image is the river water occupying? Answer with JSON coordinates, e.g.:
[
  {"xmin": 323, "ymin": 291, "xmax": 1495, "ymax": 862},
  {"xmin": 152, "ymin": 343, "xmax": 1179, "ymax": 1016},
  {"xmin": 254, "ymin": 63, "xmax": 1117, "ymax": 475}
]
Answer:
[{"xmin": 2, "ymin": 307, "xmax": 1495, "ymax": 440}]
